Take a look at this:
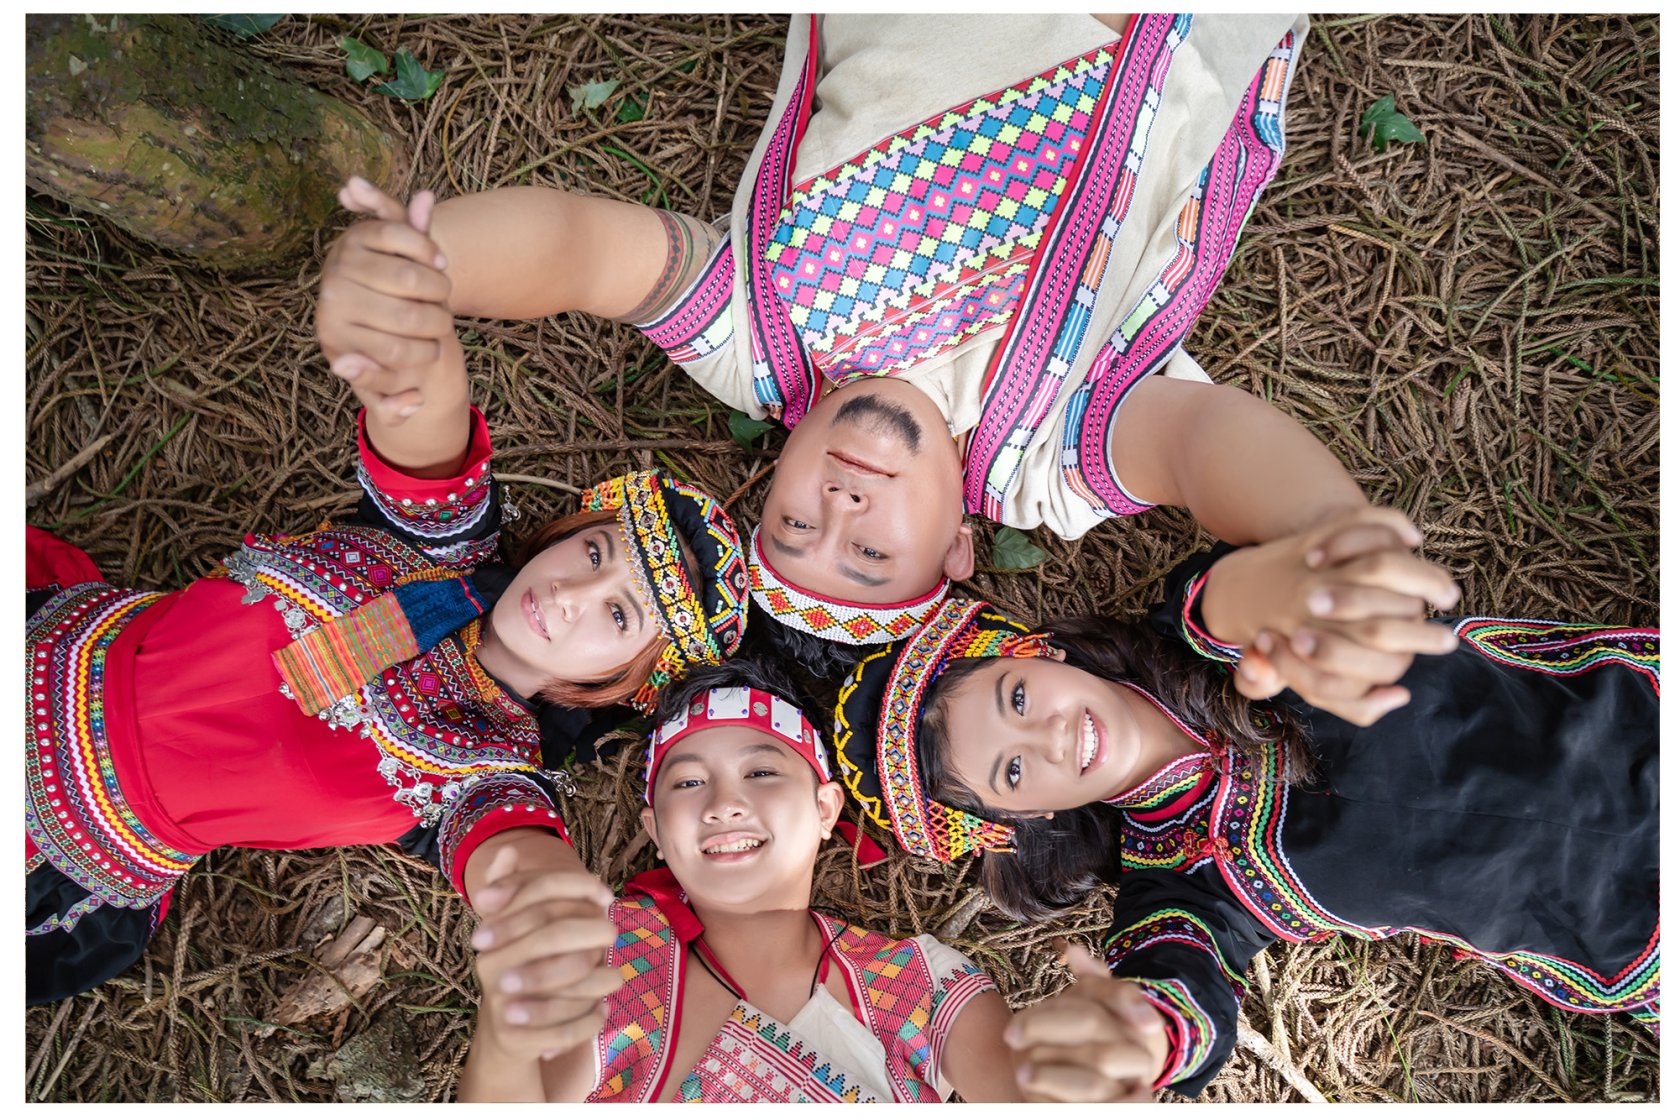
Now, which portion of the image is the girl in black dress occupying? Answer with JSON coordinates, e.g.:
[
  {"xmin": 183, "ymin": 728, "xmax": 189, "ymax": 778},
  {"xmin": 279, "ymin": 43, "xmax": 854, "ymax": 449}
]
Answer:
[{"xmin": 832, "ymin": 541, "xmax": 1658, "ymax": 1098}]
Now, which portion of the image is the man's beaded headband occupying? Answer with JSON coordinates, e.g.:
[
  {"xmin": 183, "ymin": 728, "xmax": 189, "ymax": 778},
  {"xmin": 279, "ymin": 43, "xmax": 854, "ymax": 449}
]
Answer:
[{"xmin": 748, "ymin": 525, "xmax": 949, "ymax": 645}]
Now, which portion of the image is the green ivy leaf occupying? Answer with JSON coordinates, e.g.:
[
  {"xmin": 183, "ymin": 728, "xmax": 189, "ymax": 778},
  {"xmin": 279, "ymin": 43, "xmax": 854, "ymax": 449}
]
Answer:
[
  {"xmin": 727, "ymin": 411, "xmax": 775, "ymax": 451},
  {"xmin": 374, "ymin": 49, "xmax": 444, "ymax": 102},
  {"xmin": 341, "ymin": 36, "xmax": 388, "ymax": 83},
  {"xmin": 991, "ymin": 526, "xmax": 1047, "ymax": 571},
  {"xmin": 204, "ymin": 15, "xmax": 284, "ymax": 39},
  {"xmin": 569, "ymin": 79, "xmax": 622, "ymax": 115},
  {"xmin": 616, "ymin": 96, "xmax": 646, "ymax": 124},
  {"xmin": 1358, "ymin": 94, "xmax": 1426, "ymax": 153}
]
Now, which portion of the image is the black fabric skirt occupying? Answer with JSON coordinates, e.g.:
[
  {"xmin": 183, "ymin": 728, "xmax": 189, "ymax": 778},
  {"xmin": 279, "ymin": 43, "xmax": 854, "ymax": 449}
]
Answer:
[{"xmin": 26, "ymin": 860, "xmax": 170, "ymax": 1006}]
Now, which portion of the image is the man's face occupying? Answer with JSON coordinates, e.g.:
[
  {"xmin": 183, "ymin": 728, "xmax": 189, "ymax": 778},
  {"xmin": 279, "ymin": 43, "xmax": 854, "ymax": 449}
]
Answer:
[{"xmin": 759, "ymin": 380, "xmax": 973, "ymax": 604}]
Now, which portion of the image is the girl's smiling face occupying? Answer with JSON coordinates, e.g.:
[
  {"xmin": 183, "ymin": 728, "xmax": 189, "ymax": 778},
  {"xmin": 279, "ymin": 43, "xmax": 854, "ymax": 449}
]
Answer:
[
  {"xmin": 476, "ymin": 524, "xmax": 661, "ymax": 699},
  {"xmin": 641, "ymin": 725, "xmax": 844, "ymax": 914},
  {"xmin": 936, "ymin": 654, "xmax": 1170, "ymax": 815}
]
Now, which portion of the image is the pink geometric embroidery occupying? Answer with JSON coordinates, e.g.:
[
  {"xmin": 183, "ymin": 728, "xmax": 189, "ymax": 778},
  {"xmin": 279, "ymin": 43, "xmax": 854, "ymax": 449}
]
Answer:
[{"xmin": 765, "ymin": 47, "xmax": 1113, "ymax": 380}]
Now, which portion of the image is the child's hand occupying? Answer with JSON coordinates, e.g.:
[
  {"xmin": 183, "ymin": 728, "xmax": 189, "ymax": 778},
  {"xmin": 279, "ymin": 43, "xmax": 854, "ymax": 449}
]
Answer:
[
  {"xmin": 469, "ymin": 845, "xmax": 623, "ymax": 1063},
  {"xmin": 1202, "ymin": 506, "xmax": 1460, "ymax": 725},
  {"xmin": 1004, "ymin": 941, "xmax": 1168, "ymax": 1102},
  {"xmin": 316, "ymin": 176, "xmax": 454, "ymax": 415}
]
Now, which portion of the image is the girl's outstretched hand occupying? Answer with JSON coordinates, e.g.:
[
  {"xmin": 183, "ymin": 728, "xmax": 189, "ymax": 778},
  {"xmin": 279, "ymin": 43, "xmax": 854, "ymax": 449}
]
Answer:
[
  {"xmin": 468, "ymin": 843, "xmax": 623, "ymax": 1064},
  {"xmin": 1005, "ymin": 940, "xmax": 1169, "ymax": 1102},
  {"xmin": 1202, "ymin": 506, "xmax": 1461, "ymax": 725}
]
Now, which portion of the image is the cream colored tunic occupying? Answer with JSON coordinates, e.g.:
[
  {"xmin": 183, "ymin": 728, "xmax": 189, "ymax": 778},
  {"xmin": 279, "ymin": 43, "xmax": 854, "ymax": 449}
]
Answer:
[{"xmin": 639, "ymin": 14, "xmax": 1307, "ymax": 538}]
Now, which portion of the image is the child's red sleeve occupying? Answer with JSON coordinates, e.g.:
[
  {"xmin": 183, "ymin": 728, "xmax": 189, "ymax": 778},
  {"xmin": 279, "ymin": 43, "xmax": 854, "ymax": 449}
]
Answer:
[
  {"xmin": 355, "ymin": 406, "xmax": 499, "ymax": 551},
  {"xmin": 435, "ymin": 773, "xmax": 572, "ymax": 903}
]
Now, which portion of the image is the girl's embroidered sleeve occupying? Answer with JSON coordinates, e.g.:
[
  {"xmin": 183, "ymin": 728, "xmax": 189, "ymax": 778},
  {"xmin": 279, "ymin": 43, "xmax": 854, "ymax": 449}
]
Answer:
[
  {"xmin": 423, "ymin": 773, "xmax": 572, "ymax": 899},
  {"xmin": 912, "ymin": 934, "xmax": 1000, "ymax": 1086},
  {"xmin": 1101, "ymin": 866, "xmax": 1274, "ymax": 1097},
  {"xmin": 353, "ymin": 406, "xmax": 501, "ymax": 555},
  {"xmin": 1147, "ymin": 542, "xmax": 1244, "ymax": 665}
]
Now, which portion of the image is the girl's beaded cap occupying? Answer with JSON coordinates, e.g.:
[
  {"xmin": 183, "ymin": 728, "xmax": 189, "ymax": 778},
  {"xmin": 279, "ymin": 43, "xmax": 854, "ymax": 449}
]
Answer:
[
  {"xmin": 645, "ymin": 684, "xmax": 831, "ymax": 800},
  {"xmin": 747, "ymin": 525, "xmax": 949, "ymax": 644},
  {"xmin": 580, "ymin": 470, "xmax": 749, "ymax": 713},
  {"xmin": 832, "ymin": 598, "xmax": 1053, "ymax": 862}
]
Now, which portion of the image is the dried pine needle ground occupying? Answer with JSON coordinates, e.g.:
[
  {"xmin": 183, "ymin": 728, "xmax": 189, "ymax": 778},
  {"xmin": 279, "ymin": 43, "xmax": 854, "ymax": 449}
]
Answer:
[{"xmin": 24, "ymin": 14, "xmax": 1657, "ymax": 1103}]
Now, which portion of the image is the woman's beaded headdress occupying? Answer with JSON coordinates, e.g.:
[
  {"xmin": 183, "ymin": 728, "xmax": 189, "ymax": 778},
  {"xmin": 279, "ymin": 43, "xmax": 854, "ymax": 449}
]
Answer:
[
  {"xmin": 832, "ymin": 599, "xmax": 1052, "ymax": 862},
  {"xmin": 580, "ymin": 471, "xmax": 749, "ymax": 712}
]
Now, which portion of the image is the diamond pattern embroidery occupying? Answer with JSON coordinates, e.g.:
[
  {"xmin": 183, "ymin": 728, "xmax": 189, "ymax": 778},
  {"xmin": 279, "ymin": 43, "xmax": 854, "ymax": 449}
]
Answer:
[{"xmin": 766, "ymin": 50, "xmax": 1111, "ymax": 380}]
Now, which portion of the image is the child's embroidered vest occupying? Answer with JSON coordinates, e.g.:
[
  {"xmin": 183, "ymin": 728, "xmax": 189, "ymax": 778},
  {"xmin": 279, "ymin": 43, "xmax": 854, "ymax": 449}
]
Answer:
[{"xmin": 592, "ymin": 895, "xmax": 979, "ymax": 1102}]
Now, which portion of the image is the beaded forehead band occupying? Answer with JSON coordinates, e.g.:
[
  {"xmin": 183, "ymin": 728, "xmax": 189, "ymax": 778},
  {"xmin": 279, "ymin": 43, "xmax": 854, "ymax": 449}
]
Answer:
[
  {"xmin": 748, "ymin": 525, "xmax": 949, "ymax": 645},
  {"xmin": 832, "ymin": 599, "xmax": 1053, "ymax": 862},
  {"xmin": 646, "ymin": 685, "xmax": 832, "ymax": 801},
  {"xmin": 580, "ymin": 471, "xmax": 749, "ymax": 713}
]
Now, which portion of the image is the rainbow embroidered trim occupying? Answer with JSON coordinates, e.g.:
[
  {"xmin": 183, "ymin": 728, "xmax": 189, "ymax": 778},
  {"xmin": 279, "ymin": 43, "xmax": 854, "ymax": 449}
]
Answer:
[
  {"xmin": 748, "ymin": 525, "xmax": 947, "ymax": 644},
  {"xmin": 1134, "ymin": 977, "xmax": 1221, "ymax": 1090},
  {"xmin": 1454, "ymin": 617, "xmax": 1659, "ymax": 693},
  {"xmin": 1105, "ymin": 753, "xmax": 1223, "ymax": 873},
  {"xmin": 25, "ymin": 584, "xmax": 199, "ymax": 908}
]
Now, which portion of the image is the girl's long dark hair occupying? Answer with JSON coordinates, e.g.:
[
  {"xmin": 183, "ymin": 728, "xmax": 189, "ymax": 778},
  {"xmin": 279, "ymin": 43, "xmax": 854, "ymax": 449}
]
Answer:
[{"xmin": 919, "ymin": 612, "xmax": 1315, "ymax": 922}]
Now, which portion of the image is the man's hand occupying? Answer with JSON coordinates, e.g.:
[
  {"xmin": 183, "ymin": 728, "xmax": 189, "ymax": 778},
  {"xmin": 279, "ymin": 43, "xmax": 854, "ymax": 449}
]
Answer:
[
  {"xmin": 316, "ymin": 176, "xmax": 454, "ymax": 404},
  {"xmin": 468, "ymin": 844, "xmax": 623, "ymax": 1064},
  {"xmin": 1005, "ymin": 941, "xmax": 1170, "ymax": 1103},
  {"xmin": 1201, "ymin": 506, "xmax": 1461, "ymax": 725}
]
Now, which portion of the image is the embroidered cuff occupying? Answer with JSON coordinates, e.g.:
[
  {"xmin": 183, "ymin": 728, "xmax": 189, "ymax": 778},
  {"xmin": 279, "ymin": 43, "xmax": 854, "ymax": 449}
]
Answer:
[
  {"xmin": 1129, "ymin": 977, "xmax": 1218, "ymax": 1090},
  {"xmin": 1103, "ymin": 907, "xmax": 1246, "ymax": 1088},
  {"xmin": 357, "ymin": 406, "xmax": 495, "ymax": 542},
  {"xmin": 1178, "ymin": 568, "xmax": 1243, "ymax": 665},
  {"xmin": 1103, "ymin": 908, "xmax": 1248, "ymax": 1000},
  {"xmin": 438, "ymin": 773, "xmax": 571, "ymax": 901},
  {"xmin": 635, "ymin": 236, "xmax": 736, "ymax": 367}
]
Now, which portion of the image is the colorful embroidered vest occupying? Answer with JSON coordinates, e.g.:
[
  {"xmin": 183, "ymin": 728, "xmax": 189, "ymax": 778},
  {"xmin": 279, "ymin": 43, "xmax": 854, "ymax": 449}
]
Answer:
[{"xmin": 592, "ymin": 895, "xmax": 986, "ymax": 1102}]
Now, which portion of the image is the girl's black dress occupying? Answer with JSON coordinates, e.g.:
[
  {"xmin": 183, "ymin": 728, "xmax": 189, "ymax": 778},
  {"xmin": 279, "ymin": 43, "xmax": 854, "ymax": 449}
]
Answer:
[{"xmin": 1097, "ymin": 548, "xmax": 1659, "ymax": 1094}]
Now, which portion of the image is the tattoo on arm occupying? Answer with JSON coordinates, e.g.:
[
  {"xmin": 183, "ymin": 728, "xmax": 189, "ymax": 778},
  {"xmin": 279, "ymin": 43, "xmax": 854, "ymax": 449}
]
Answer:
[{"xmin": 619, "ymin": 210, "xmax": 708, "ymax": 324}]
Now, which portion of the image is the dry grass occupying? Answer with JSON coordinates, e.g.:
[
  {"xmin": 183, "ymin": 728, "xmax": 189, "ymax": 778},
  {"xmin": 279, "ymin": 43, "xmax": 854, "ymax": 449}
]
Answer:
[{"xmin": 24, "ymin": 13, "xmax": 1657, "ymax": 1103}]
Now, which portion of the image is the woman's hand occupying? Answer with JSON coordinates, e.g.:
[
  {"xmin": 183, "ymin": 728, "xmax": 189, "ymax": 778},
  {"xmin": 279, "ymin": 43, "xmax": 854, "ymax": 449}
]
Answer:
[
  {"xmin": 467, "ymin": 841, "xmax": 623, "ymax": 1064},
  {"xmin": 316, "ymin": 177, "xmax": 472, "ymax": 475},
  {"xmin": 1202, "ymin": 506, "xmax": 1461, "ymax": 725},
  {"xmin": 1005, "ymin": 941, "xmax": 1169, "ymax": 1102},
  {"xmin": 317, "ymin": 176, "xmax": 454, "ymax": 389}
]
